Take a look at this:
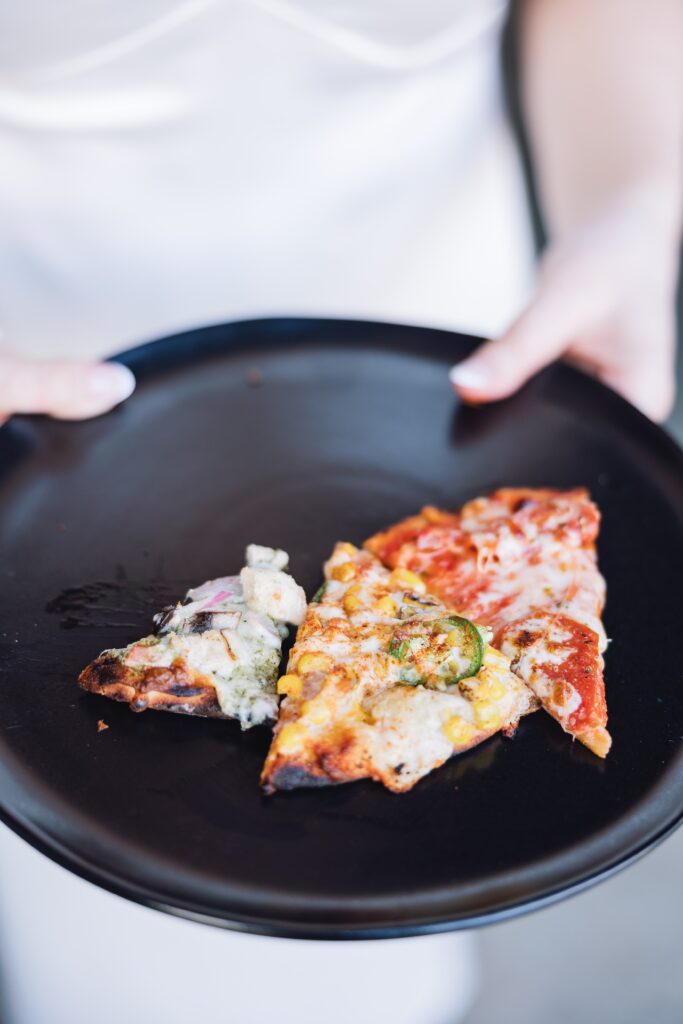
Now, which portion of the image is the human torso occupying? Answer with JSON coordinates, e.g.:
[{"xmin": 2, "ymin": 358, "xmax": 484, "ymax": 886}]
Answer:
[{"xmin": 0, "ymin": 0, "xmax": 533, "ymax": 358}]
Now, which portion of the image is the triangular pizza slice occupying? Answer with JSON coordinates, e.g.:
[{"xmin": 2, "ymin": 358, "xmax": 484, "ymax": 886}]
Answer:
[
  {"xmin": 79, "ymin": 545, "xmax": 306, "ymax": 729},
  {"xmin": 261, "ymin": 542, "xmax": 536, "ymax": 793},
  {"xmin": 365, "ymin": 488, "xmax": 611, "ymax": 757}
]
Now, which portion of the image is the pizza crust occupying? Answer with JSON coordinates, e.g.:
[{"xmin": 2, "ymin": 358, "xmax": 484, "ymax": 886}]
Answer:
[{"xmin": 79, "ymin": 651, "xmax": 225, "ymax": 717}]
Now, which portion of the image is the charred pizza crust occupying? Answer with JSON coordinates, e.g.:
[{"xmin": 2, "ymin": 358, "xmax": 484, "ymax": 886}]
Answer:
[{"xmin": 78, "ymin": 649, "xmax": 225, "ymax": 717}]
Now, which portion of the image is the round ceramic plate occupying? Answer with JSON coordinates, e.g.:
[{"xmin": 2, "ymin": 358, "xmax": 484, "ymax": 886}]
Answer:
[{"xmin": 0, "ymin": 317, "xmax": 681, "ymax": 938}]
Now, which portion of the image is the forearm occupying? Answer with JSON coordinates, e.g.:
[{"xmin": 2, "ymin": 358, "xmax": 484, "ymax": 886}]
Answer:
[{"xmin": 520, "ymin": 0, "xmax": 683, "ymax": 247}]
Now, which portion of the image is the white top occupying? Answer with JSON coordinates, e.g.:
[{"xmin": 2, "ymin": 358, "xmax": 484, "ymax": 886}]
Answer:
[
  {"xmin": 0, "ymin": 0, "xmax": 534, "ymax": 359},
  {"xmin": 0, "ymin": 6, "xmax": 533, "ymax": 1018}
]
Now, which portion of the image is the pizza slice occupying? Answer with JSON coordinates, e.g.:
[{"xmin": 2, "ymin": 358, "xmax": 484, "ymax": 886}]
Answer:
[
  {"xmin": 365, "ymin": 488, "xmax": 611, "ymax": 757},
  {"xmin": 261, "ymin": 542, "xmax": 536, "ymax": 793},
  {"xmin": 78, "ymin": 544, "xmax": 306, "ymax": 729}
]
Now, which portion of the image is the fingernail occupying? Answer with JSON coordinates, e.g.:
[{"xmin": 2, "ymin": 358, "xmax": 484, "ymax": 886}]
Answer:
[
  {"xmin": 449, "ymin": 363, "xmax": 490, "ymax": 391},
  {"xmin": 87, "ymin": 363, "xmax": 136, "ymax": 403}
]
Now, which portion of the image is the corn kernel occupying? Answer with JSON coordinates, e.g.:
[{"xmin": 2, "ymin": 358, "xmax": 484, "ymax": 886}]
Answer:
[
  {"xmin": 332, "ymin": 561, "xmax": 357, "ymax": 582},
  {"xmin": 443, "ymin": 715, "xmax": 478, "ymax": 747},
  {"xmin": 338, "ymin": 542, "xmax": 357, "ymax": 556},
  {"xmin": 446, "ymin": 629, "xmax": 461, "ymax": 648},
  {"xmin": 302, "ymin": 699, "xmax": 331, "ymax": 726},
  {"xmin": 276, "ymin": 722, "xmax": 307, "ymax": 753},
  {"xmin": 343, "ymin": 585, "xmax": 363, "ymax": 614},
  {"xmin": 297, "ymin": 651, "xmax": 332, "ymax": 675},
  {"xmin": 390, "ymin": 567, "xmax": 426, "ymax": 594},
  {"xmin": 473, "ymin": 701, "xmax": 502, "ymax": 731},
  {"xmin": 477, "ymin": 675, "xmax": 506, "ymax": 702},
  {"xmin": 276, "ymin": 673, "xmax": 302, "ymax": 698},
  {"xmin": 374, "ymin": 595, "xmax": 398, "ymax": 617}
]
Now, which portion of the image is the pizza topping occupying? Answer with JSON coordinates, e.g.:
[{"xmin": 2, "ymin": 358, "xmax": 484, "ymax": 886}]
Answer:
[
  {"xmin": 81, "ymin": 544, "xmax": 306, "ymax": 729},
  {"xmin": 398, "ymin": 592, "xmax": 440, "ymax": 618},
  {"xmin": 242, "ymin": 609, "xmax": 285, "ymax": 645},
  {"xmin": 388, "ymin": 638, "xmax": 410, "ymax": 660},
  {"xmin": 153, "ymin": 545, "xmax": 307, "ymax": 638},
  {"xmin": 277, "ymin": 673, "xmax": 303, "ymax": 698},
  {"xmin": 366, "ymin": 490, "xmax": 606, "ymax": 649},
  {"xmin": 387, "ymin": 615, "xmax": 484, "ymax": 688},
  {"xmin": 374, "ymin": 595, "xmax": 398, "ymax": 617},
  {"xmin": 500, "ymin": 611, "xmax": 607, "ymax": 745},
  {"xmin": 389, "ymin": 567, "xmax": 426, "ymax": 594},
  {"xmin": 262, "ymin": 542, "xmax": 537, "ymax": 793},
  {"xmin": 397, "ymin": 670, "xmax": 425, "ymax": 686},
  {"xmin": 238, "ymin": 546, "xmax": 306, "ymax": 626},
  {"xmin": 184, "ymin": 575, "xmax": 243, "ymax": 606},
  {"xmin": 365, "ymin": 489, "xmax": 611, "ymax": 757},
  {"xmin": 245, "ymin": 544, "xmax": 290, "ymax": 572},
  {"xmin": 116, "ymin": 628, "xmax": 282, "ymax": 725},
  {"xmin": 154, "ymin": 577, "xmax": 244, "ymax": 635},
  {"xmin": 331, "ymin": 561, "xmax": 357, "ymax": 582},
  {"xmin": 443, "ymin": 714, "xmax": 478, "ymax": 746},
  {"xmin": 300, "ymin": 695, "xmax": 333, "ymax": 726},
  {"xmin": 296, "ymin": 651, "xmax": 333, "ymax": 675},
  {"xmin": 342, "ymin": 585, "xmax": 363, "ymax": 614},
  {"xmin": 239, "ymin": 565, "xmax": 306, "ymax": 626},
  {"xmin": 154, "ymin": 606, "xmax": 242, "ymax": 636}
]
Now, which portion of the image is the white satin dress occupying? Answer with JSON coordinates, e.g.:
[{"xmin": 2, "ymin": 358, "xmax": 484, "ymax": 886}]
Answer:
[{"xmin": 0, "ymin": 3, "xmax": 534, "ymax": 1022}]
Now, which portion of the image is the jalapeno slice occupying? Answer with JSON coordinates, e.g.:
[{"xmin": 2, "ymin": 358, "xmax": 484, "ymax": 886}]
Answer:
[
  {"xmin": 387, "ymin": 614, "xmax": 484, "ymax": 687},
  {"xmin": 435, "ymin": 615, "xmax": 484, "ymax": 682}
]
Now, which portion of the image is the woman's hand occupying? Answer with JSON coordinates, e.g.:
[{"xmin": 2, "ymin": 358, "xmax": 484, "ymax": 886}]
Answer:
[
  {"xmin": 450, "ymin": 187, "xmax": 680, "ymax": 422},
  {"xmin": 0, "ymin": 357, "xmax": 136, "ymax": 425},
  {"xmin": 462, "ymin": 0, "xmax": 683, "ymax": 423}
]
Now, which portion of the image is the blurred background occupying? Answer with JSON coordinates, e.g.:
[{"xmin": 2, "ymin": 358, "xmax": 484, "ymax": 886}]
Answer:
[{"xmin": 467, "ymin": 828, "xmax": 683, "ymax": 1024}]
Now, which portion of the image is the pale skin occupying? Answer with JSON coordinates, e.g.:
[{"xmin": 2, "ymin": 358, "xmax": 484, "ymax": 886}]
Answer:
[
  {"xmin": 1, "ymin": 0, "xmax": 681, "ymax": 425},
  {"xmin": 451, "ymin": 0, "xmax": 683, "ymax": 421}
]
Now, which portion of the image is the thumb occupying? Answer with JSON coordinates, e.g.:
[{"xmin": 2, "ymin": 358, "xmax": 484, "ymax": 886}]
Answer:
[
  {"xmin": 449, "ymin": 286, "xmax": 580, "ymax": 402},
  {"xmin": 0, "ymin": 358, "xmax": 136, "ymax": 421}
]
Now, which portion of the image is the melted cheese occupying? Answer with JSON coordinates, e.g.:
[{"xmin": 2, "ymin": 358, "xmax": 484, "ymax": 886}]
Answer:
[
  {"xmin": 117, "ymin": 545, "xmax": 304, "ymax": 728},
  {"xmin": 262, "ymin": 543, "xmax": 537, "ymax": 792},
  {"xmin": 365, "ymin": 489, "xmax": 611, "ymax": 757},
  {"xmin": 240, "ymin": 565, "xmax": 306, "ymax": 625}
]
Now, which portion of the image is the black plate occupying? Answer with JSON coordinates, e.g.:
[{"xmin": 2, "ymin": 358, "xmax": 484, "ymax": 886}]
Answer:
[{"xmin": 0, "ymin": 317, "xmax": 682, "ymax": 939}]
